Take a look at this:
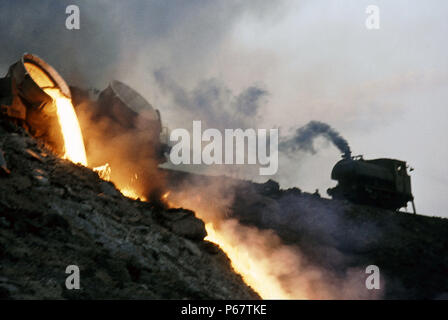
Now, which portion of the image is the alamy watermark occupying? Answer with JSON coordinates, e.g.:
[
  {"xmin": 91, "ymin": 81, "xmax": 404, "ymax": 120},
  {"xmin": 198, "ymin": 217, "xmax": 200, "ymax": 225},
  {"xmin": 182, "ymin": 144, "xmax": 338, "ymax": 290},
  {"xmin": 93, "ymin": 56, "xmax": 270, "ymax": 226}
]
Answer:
[
  {"xmin": 65, "ymin": 265, "xmax": 80, "ymax": 290},
  {"xmin": 365, "ymin": 265, "xmax": 380, "ymax": 290},
  {"xmin": 365, "ymin": 5, "xmax": 380, "ymax": 30},
  {"xmin": 66, "ymin": 5, "xmax": 80, "ymax": 30},
  {"xmin": 169, "ymin": 121, "xmax": 278, "ymax": 176}
]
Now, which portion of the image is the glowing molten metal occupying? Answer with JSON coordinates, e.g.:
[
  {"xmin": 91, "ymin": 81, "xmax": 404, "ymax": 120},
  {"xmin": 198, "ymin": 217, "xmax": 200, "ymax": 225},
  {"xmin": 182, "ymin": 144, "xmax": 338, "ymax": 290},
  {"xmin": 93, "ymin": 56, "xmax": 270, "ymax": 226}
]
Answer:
[
  {"xmin": 44, "ymin": 88, "xmax": 88, "ymax": 166},
  {"xmin": 205, "ymin": 222, "xmax": 293, "ymax": 299}
]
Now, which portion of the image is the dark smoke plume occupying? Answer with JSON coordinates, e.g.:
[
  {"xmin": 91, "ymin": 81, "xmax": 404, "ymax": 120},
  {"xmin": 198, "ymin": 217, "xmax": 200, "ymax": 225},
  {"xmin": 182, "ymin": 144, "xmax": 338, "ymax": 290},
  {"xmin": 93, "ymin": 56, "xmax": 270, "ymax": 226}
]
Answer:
[
  {"xmin": 281, "ymin": 121, "xmax": 351, "ymax": 158},
  {"xmin": 154, "ymin": 69, "xmax": 268, "ymax": 131}
]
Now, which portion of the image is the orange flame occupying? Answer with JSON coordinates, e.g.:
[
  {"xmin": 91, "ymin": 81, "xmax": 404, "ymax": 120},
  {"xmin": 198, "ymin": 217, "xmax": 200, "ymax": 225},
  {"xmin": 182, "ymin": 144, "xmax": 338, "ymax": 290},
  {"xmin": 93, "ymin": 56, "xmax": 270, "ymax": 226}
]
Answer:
[
  {"xmin": 204, "ymin": 222, "xmax": 295, "ymax": 299},
  {"xmin": 93, "ymin": 163, "xmax": 111, "ymax": 180},
  {"xmin": 162, "ymin": 191, "xmax": 171, "ymax": 200},
  {"xmin": 120, "ymin": 187, "xmax": 147, "ymax": 201}
]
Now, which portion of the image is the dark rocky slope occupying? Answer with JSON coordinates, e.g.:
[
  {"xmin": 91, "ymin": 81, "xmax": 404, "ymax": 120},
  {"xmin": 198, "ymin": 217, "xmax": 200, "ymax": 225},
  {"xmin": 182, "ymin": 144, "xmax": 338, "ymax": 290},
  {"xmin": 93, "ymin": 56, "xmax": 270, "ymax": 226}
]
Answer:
[{"xmin": 0, "ymin": 120, "xmax": 259, "ymax": 299}]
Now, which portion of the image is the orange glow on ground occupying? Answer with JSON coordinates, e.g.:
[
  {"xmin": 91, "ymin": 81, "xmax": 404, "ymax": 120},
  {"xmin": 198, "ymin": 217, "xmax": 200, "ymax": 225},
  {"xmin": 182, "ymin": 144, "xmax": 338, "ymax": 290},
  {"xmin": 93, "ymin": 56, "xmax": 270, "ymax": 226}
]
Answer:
[
  {"xmin": 120, "ymin": 187, "xmax": 147, "ymax": 201},
  {"xmin": 204, "ymin": 222, "xmax": 295, "ymax": 299}
]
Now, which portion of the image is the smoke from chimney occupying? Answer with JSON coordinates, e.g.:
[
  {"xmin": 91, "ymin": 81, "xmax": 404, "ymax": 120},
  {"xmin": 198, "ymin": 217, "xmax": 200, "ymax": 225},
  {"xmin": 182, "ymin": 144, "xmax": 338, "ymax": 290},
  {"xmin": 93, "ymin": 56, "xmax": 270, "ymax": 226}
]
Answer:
[{"xmin": 280, "ymin": 121, "xmax": 351, "ymax": 158}]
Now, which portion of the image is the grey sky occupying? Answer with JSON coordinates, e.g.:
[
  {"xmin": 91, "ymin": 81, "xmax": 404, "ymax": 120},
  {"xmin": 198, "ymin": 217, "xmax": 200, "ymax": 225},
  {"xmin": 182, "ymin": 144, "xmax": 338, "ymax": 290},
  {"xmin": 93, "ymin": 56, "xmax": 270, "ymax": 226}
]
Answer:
[{"xmin": 0, "ymin": 0, "xmax": 446, "ymax": 216}]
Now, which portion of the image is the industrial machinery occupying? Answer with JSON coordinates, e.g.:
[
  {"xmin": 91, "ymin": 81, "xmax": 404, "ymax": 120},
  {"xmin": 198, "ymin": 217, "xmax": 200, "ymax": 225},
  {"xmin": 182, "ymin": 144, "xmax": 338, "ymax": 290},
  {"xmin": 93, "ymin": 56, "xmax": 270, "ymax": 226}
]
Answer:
[
  {"xmin": 0, "ymin": 53, "xmax": 68, "ymax": 154},
  {"xmin": 98, "ymin": 80, "xmax": 169, "ymax": 162},
  {"xmin": 0, "ymin": 53, "xmax": 168, "ymax": 200},
  {"xmin": 327, "ymin": 155, "xmax": 416, "ymax": 213},
  {"xmin": 98, "ymin": 80, "xmax": 161, "ymax": 131},
  {"xmin": 70, "ymin": 79, "xmax": 170, "ymax": 199},
  {"xmin": 0, "ymin": 54, "xmax": 169, "ymax": 164},
  {"xmin": 71, "ymin": 80, "xmax": 170, "ymax": 163}
]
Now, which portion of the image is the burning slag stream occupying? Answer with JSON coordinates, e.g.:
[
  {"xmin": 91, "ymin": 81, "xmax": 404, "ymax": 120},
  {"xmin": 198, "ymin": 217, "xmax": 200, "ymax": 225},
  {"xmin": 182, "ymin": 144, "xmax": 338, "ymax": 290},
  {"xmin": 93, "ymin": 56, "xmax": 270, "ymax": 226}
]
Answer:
[
  {"xmin": 47, "ymin": 92, "xmax": 306, "ymax": 299},
  {"xmin": 44, "ymin": 88, "xmax": 88, "ymax": 166}
]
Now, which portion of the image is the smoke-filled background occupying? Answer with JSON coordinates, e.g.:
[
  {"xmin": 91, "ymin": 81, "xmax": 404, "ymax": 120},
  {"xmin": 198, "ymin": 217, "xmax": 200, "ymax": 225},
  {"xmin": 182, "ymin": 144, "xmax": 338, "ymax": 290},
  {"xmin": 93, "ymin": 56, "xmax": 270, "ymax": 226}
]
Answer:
[{"xmin": 1, "ymin": 0, "xmax": 447, "ymax": 217}]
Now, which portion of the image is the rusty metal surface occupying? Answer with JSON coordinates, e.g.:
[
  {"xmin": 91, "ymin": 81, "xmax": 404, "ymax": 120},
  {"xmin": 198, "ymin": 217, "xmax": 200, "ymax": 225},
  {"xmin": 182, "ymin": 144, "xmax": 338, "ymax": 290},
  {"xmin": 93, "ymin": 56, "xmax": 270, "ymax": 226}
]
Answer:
[{"xmin": 0, "ymin": 53, "xmax": 71, "ymax": 155}]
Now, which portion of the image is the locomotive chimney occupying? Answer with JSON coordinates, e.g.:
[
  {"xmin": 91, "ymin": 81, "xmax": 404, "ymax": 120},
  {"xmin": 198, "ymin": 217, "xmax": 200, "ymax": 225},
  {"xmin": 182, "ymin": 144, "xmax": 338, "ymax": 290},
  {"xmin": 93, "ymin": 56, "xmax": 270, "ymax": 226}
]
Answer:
[{"xmin": 342, "ymin": 150, "xmax": 352, "ymax": 159}]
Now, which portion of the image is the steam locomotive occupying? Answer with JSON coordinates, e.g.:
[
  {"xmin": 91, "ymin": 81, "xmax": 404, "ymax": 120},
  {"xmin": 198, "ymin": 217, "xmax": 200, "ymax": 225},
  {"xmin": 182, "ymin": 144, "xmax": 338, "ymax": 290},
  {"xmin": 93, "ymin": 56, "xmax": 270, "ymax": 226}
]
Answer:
[{"xmin": 327, "ymin": 155, "xmax": 416, "ymax": 213}]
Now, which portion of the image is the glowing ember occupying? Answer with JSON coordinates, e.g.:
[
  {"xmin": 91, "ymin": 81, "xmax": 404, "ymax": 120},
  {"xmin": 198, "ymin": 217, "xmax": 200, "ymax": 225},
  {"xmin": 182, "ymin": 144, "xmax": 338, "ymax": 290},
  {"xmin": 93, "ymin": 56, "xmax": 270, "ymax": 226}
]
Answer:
[
  {"xmin": 93, "ymin": 163, "xmax": 144, "ymax": 201},
  {"xmin": 162, "ymin": 191, "xmax": 171, "ymax": 200},
  {"xmin": 44, "ymin": 88, "xmax": 88, "ymax": 166},
  {"xmin": 120, "ymin": 187, "xmax": 147, "ymax": 201},
  {"xmin": 93, "ymin": 163, "xmax": 111, "ymax": 180}
]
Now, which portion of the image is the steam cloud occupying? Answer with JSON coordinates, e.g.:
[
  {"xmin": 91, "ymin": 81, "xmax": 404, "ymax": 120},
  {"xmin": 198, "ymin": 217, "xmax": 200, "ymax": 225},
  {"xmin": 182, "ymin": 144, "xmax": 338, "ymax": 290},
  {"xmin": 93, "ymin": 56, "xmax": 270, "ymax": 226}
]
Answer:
[{"xmin": 280, "ymin": 121, "xmax": 352, "ymax": 158}]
